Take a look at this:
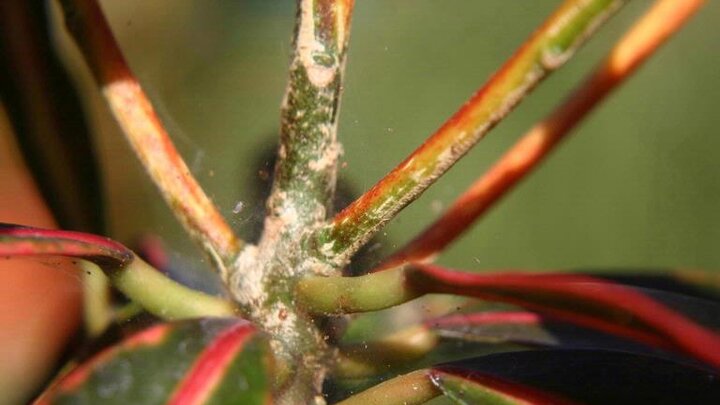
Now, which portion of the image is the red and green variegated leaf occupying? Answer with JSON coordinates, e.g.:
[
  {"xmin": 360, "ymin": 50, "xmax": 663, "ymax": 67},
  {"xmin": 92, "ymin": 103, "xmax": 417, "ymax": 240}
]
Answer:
[
  {"xmin": 595, "ymin": 270, "xmax": 720, "ymax": 303},
  {"xmin": 36, "ymin": 318, "xmax": 273, "ymax": 405},
  {"xmin": 428, "ymin": 311, "xmax": 553, "ymax": 346},
  {"xmin": 332, "ymin": 367, "xmax": 574, "ymax": 405},
  {"xmin": 0, "ymin": 223, "xmax": 237, "ymax": 319},
  {"xmin": 428, "ymin": 293, "xmax": 720, "ymax": 361},
  {"xmin": 433, "ymin": 349, "xmax": 720, "ymax": 405},
  {"xmin": 426, "ymin": 311, "xmax": 662, "ymax": 356},
  {"xmin": 0, "ymin": 223, "xmax": 131, "ymax": 268},
  {"xmin": 410, "ymin": 264, "xmax": 720, "ymax": 368},
  {"xmin": 430, "ymin": 368, "xmax": 577, "ymax": 405}
]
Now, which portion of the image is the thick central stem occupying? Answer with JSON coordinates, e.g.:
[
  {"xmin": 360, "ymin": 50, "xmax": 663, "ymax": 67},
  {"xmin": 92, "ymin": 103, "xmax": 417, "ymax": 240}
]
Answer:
[
  {"xmin": 227, "ymin": 1, "xmax": 355, "ymax": 403},
  {"xmin": 229, "ymin": 242, "xmax": 333, "ymax": 405}
]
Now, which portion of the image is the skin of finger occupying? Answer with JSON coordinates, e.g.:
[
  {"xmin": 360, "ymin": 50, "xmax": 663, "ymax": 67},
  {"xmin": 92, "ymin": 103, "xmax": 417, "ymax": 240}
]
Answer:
[{"xmin": 0, "ymin": 112, "xmax": 82, "ymax": 405}]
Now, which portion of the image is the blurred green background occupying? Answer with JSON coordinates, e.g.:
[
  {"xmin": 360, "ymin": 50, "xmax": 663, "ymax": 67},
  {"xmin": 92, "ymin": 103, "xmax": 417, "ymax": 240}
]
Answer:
[{"xmin": 64, "ymin": 0, "xmax": 720, "ymax": 273}]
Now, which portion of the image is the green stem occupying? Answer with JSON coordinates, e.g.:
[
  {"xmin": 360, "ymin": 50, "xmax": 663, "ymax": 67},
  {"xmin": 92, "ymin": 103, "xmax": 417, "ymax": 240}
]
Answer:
[
  {"xmin": 113, "ymin": 301, "xmax": 145, "ymax": 323},
  {"xmin": 263, "ymin": 0, "xmax": 354, "ymax": 238},
  {"xmin": 81, "ymin": 262, "xmax": 113, "ymax": 336},
  {"xmin": 106, "ymin": 257, "xmax": 238, "ymax": 320},
  {"xmin": 225, "ymin": 3, "xmax": 356, "ymax": 403},
  {"xmin": 334, "ymin": 370, "xmax": 440, "ymax": 405},
  {"xmin": 296, "ymin": 266, "xmax": 420, "ymax": 314},
  {"xmin": 315, "ymin": 0, "xmax": 628, "ymax": 264},
  {"xmin": 297, "ymin": 265, "xmax": 700, "ymax": 316}
]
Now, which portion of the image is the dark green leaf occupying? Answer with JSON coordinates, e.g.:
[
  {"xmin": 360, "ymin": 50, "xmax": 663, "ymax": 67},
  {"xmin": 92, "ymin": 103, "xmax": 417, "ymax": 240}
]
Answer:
[
  {"xmin": 431, "ymin": 369, "xmax": 576, "ymax": 405},
  {"xmin": 37, "ymin": 319, "xmax": 273, "ymax": 405},
  {"xmin": 434, "ymin": 350, "xmax": 720, "ymax": 405},
  {"xmin": 411, "ymin": 265, "xmax": 720, "ymax": 367}
]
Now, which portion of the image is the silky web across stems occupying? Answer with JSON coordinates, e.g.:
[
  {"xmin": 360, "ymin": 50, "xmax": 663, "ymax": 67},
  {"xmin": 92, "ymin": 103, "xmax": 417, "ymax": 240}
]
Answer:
[
  {"xmin": 315, "ymin": 0, "xmax": 629, "ymax": 264},
  {"xmin": 380, "ymin": 0, "xmax": 707, "ymax": 270},
  {"xmin": 58, "ymin": 0, "xmax": 241, "ymax": 268}
]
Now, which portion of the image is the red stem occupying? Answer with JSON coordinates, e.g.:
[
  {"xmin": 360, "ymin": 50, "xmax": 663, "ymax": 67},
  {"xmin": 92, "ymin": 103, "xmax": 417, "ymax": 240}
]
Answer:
[
  {"xmin": 59, "ymin": 0, "xmax": 240, "ymax": 265},
  {"xmin": 380, "ymin": 0, "xmax": 706, "ymax": 269}
]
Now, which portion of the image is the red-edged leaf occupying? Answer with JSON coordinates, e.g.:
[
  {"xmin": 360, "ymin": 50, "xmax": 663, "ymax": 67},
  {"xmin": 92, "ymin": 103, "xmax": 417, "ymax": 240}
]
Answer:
[
  {"xmin": 428, "ymin": 311, "xmax": 550, "ymax": 344},
  {"xmin": 597, "ymin": 271, "xmax": 720, "ymax": 303},
  {"xmin": 410, "ymin": 264, "xmax": 720, "ymax": 368},
  {"xmin": 426, "ymin": 308, "xmax": 720, "ymax": 370},
  {"xmin": 0, "ymin": 223, "xmax": 131, "ymax": 268},
  {"xmin": 433, "ymin": 350, "xmax": 720, "ymax": 405},
  {"xmin": 36, "ymin": 318, "xmax": 273, "ymax": 405},
  {"xmin": 0, "ymin": 222, "xmax": 237, "ymax": 319},
  {"xmin": 430, "ymin": 368, "xmax": 578, "ymax": 405},
  {"xmin": 428, "ymin": 311, "xmax": 653, "ymax": 352}
]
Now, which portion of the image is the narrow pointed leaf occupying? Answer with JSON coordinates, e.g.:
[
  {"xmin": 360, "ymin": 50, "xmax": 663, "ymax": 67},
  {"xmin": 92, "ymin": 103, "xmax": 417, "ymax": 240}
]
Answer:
[
  {"xmin": 0, "ymin": 223, "xmax": 237, "ymax": 319},
  {"xmin": 410, "ymin": 265, "xmax": 720, "ymax": 367},
  {"xmin": 0, "ymin": 223, "xmax": 130, "ymax": 268},
  {"xmin": 428, "ymin": 311, "xmax": 645, "ymax": 350},
  {"xmin": 433, "ymin": 350, "xmax": 720, "ymax": 405},
  {"xmin": 426, "ymin": 310, "xmax": 709, "ymax": 367},
  {"xmin": 597, "ymin": 270, "xmax": 720, "ymax": 302},
  {"xmin": 37, "ymin": 319, "xmax": 273, "ymax": 404},
  {"xmin": 333, "ymin": 370, "xmax": 441, "ymax": 405},
  {"xmin": 431, "ymin": 368, "xmax": 577, "ymax": 405}
]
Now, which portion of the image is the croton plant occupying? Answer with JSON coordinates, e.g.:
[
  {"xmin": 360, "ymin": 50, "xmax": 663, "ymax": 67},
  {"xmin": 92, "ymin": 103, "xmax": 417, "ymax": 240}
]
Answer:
[{"xmin": 1, "ymin": 0, "xmax": 719, "ymax": 404}]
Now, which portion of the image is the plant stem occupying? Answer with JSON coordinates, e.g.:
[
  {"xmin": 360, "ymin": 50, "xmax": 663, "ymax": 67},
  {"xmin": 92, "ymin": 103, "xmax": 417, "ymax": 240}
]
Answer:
[
  {"xmin": 113, "ymin": 301, "xmax": 145, "ymax": 323},
  {"xmin": 334, "ymin": 370, "xmax": 440, "ymax": 405},
  {"xmin": 106, "ymin": 258, "xmax": 238, "ymax": 320},
  {"xmin": 314, "ymin": 0, "xmax": 629, "ymax": 264},
  {"xmin": 264, "ymin": 0, "xmax": 354, "ymax": 238},
  {"xmin": 58, "ymin": 0, "xmax": 241, "ymax": 268},
  {"xmin": 380, "ymin": 0, "xmax": 706, "ymax": 269},
  {"xmin": 81, "ymin": 262, "xmax": 112, "ymax": 336},
  {"xmin": 296, "ymin": 265, "xmax": 422, "ymax": 313},
  {"xmin": 225, "ymin": 2, "xmax": 356, "ymax": 403}
]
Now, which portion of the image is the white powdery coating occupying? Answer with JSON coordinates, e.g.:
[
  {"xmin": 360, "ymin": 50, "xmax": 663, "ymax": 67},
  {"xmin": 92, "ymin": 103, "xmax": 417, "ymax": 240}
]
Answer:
[
  {"xmin": 308, "ymin": 141, "xmax": 343, "ymax": 172},
  {"xmin": 230, "ymin": 245, "xmax": 264, "ymax": 308},
  {"xmin": 298, "ymin": 0, "xmax": 336, "ymax": 87},
  {"xmin": 264, "ymin": 301, "xmax": 300, "ymax": 348},
  {"xmin": 319, "ymin": 240, "xmax": 336, "ymax": 258},
  {"xmin": 279, "ymin": 201, "xmax": 300, "ymax": 230}
]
